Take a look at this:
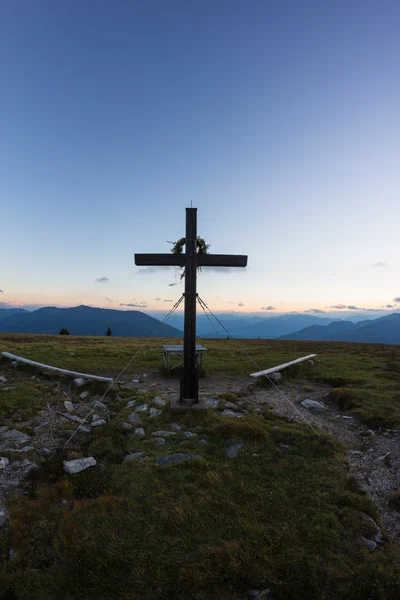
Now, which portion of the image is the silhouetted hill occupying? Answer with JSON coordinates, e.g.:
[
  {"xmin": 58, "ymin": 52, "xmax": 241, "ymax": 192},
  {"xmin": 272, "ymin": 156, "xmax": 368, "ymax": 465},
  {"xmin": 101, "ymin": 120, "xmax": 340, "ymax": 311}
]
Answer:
[
  {"xmin": 0, "ymin": 308, "xmax": 28, "ymax": 320},
  {"xmin": 0, "ymin": 305, "xmax": 182, "ymax": 337},
  {"xmin": 278, "ymin": 313, "xmax": 400, "ymax": 344}
]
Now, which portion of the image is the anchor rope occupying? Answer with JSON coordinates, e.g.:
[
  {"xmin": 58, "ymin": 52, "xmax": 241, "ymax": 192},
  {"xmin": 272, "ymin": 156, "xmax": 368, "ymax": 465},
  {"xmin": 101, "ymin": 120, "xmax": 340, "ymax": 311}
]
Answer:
[
  {"xmin": 197, "ymin": 296, "xmax": 322, "ymax": 437},
  {"xmin": 63, "ymin": 294, "xmax": 185, "ymax": 447}
]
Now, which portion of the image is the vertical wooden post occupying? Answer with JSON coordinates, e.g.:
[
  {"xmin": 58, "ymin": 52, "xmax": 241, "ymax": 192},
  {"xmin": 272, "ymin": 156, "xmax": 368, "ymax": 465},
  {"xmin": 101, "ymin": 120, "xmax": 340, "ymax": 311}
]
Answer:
[{"xmin": 181, "ymin": 207, "xmax": 198, "ymax": 403}]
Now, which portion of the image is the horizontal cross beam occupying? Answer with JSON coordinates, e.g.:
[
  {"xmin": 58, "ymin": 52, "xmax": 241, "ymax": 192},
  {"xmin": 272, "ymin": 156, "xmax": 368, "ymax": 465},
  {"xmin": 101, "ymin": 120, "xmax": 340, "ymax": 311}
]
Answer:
[
  {"xmin": 197, "ymin": 254, "xmax": 247, "ymax": 268},
  {"xmin": 134, "ymin": 253, "xmax": 247, "ymax": 268},
  {"xmin": 135, "ymin": 253, "xmax": 186, "ymax": 267}
]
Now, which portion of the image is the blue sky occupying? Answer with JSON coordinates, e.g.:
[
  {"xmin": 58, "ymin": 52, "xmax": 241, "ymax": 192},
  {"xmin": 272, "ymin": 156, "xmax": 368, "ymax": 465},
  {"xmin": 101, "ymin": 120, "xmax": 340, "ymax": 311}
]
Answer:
[{"xmin": 1, "ymin": 0, "xmax": 399, "ymax": 317}]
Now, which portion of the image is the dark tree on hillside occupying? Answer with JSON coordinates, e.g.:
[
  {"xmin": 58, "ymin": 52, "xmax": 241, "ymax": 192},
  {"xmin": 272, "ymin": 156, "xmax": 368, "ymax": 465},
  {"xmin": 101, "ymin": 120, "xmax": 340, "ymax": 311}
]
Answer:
[
  {"xmin": 106, "ymin": 326, "xmax": 112, "ymax": 336},
  {"xmin": 59, "ymin": 328, "xmax": 70, "ymax": 335}
]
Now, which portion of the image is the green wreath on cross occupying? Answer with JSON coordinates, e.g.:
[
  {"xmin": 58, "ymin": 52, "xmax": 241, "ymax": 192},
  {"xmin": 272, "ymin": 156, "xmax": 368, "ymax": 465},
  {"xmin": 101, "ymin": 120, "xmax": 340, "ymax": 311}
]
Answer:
[{"xmin": 171, "ymin": 237, "xmax": 210, "ymax": 275}]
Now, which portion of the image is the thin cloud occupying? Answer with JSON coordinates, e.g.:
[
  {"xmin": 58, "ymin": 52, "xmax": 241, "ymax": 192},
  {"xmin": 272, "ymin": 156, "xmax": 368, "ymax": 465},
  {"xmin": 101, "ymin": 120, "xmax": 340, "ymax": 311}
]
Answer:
[
  {"xmin": 330, "ymin": 304, "xmax": 347, "ymax": 309},
  {"xmin": 261, "ymin": 306, "xmax": 275, "ymax": 311},
  {"xmin": 394, "ymin": 297, "xmax": 400, "ymax": 303},
  {"xmin": 164, "ymin": 299, "xmax": 173, "ymax": 303},
  {"xmin": 304, "ymin": 309, "xmax": 326, "ymax": 314},
  {"xmin": 347, "ymin": 305, "xmax": 365, "ymax": 310},
  {"xmin": 372, "ymin": 261, "xmax": 388, "ymax": 268},
  {"xmin": 0, "ymin": 289, "xmax": 3, "ymax": 294},
  {"xmin": 95, "ymin": 276, "xmax": 109, "ymax": 283},
  {"xmin": 155, "ymin": 297, "xmax": 161, "ymax": 301},
  {"xmin": 168, "ymin": 283, "xmax": 179, "ymax": 287},
  {"xmin": 104, "ymin": 297, "xmax": 113, "ymax": 303},
  {"xmin": 138, "ymin": 266, "xmax": 173, "ymax": 274},
  {"xmin": 385, "ymin": 304, "xmax": 394, "ymax": 308},
  {"xmin": 119, "ymin": 303, "xmax": 147, "ymax": 308},
  {"xmin": 238, "ymin": 302, "xmax": 244, "ymax": 307}
]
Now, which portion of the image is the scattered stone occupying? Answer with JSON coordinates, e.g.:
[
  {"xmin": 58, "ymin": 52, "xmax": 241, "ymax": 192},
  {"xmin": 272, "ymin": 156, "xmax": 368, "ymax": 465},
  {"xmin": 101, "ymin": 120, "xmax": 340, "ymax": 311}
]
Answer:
[
  {"xmin": 91, "ymin": 419, "xmax": 107, "ymax": 427},
  {"xmin": 62, "ymin": 413, "xmax": 84, "ymax": 424},
  {"xmin": 155, "ymin": 453, "xmax": 201, "ymax": 467},
  {"xmin": 124, "ymin": 452, "xmax": 147, "ymax": 462},
  {"xmin": 347, "ymin": 450, "xmax": 363, "ymax": 456},
  {"xmin": 226, "ymin": 442, "xmax": 245, "ymax": 458},
  {"xmin": 80, "ymin": 391, "xmax": 90, "ymax": 400},
  {"xmin": 272, "ymin": 425, "xmax": 280, "ymax": 431},
  {"xmin": 252, "ymin": 453, "xmax": 260, "ymax": 457},
  {"xmin": 221, "ymin": 409, "xmax": 244, "ymax": 418},
  {"xmin": 359, "ymin": 536, "xmax": 376, "ymax": 551},
  {"xmin": 199, "ymin": 439, "xmax": 208, "ymax": 446},
  {"xmin": 11, "ymin": 361, "xmax": 18, "ymax": 368},
  {"xmin": 63, "ymin": 457, "xmax": 97, "ymax": 474},
  {"xmin": 364, "ymin": 429, "xmax": 376, "ymax": 437},
  {"xmin": 301, "ymin": 399, "xmax": 326, "ymax": 410},
  {"xmin": 206, "ymin": 398, "xmax": 220, "ymax": 409},
  {"xmin": 80, "ymin": 425, "xmax": 91, "ymax": 433},
  {"xmin": 0, "ymin": 375, "xmax": 7, "ymax": 384},
  {"xmin": 152, "ymin": 430, "xmax": 177, "ymax": 437},
  {"xmin": 342, "ymin": 416, "xmax": 354, "ymax": 420},
  {"xmin": 37, "ymin": 447, "xmax": 51, "ymax": 457},
  {"xmin": 279, "ymin": 444, "xmax": 291, "ymax": 451},
  {"xmin": 307, "ymin": 359, "xmax": 314, "ymax": 366},
  {"xmin": 128, "ymin": 413, "xmax": 143, "ymax": 426},
  {"xmin": 184, "ymin": 431, "xmax": 198, "ymax": 439},
  {"xmin": 377, "ymin": 452, "xmax": 391, "ymax": 461},
  {"xmin": 0, "ymin": 503, "xmax": 9, "ymax": 528},
  {"xmin": 149, "ymin": 408, "xmax": 161, "ymax": 419},
  {"xmin": 247, "ymin": 589, "xmax": 272, "ymax": 599},
  {"xmin": 91, "ymin": 414, "xmax": 100, "ymax": 422},
  {"xmin": 64, "ymin": 401, "xmax": 74, "ymax": 413},
  {"xmin": 0, "ymin": 429, "xmax": 31, "ymax": 449},
  {"xmin": 91, "ymin": 400, "xmax": 108, "ymax": 410},
  {"xmin": 126, "ymin": 400, "xmax": 136, "ymax": 408},
  {"xmin": 132, "ymin": 379, "xmax": 140, "ymax": 384},
  {"xmin": 170, "ymin": 423, "xmax": 183, "ymax": 432},
  {"xmin": 0, "ymin": 457, "xmax": 10, "ymax": 469},
  {"xmin": 225, "ymin": 401, "xmax": 239, "ymax": 409},
  {"xmin": 122, "ymin": 422, "xmax": 133, "ymax": 430},
  {"xmin": 134, "ymin": 427, "xmax": 146, "ymax": 438},
  {"xmin": 152, "ymin": 396, "xmax": 166, "ymax": 407},
  {"xmin": 375, "ymin": 530, "xmax": 385, "ymax": 544},
  {"xmin": 73, "ymin": 377, "xmax": 87, "ymax": 388},
  {"xmin": 152, "ymin": 437, "xmax": 166, "ymax": 446},
  {"xmin": 269, "ymin": 372, "xmax": 281, "ymax": 382},
  {"xmin": 135, "ymin": 404, "xmax": 149, "ymax": 413},
  {"xmin": 20, "ymin": 446, "xmax": 34, "ymax": 452}
]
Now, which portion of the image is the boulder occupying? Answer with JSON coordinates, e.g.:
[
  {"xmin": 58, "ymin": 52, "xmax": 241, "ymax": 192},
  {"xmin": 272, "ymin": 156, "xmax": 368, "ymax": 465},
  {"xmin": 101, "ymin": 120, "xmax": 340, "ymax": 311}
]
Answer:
[
  {"xmin": 152, "ymin": 430, "xmax": 177, "ymax": 437},
  {"xmin": 152, "ymin": 397, "xmax": 166, "ymax": 407},
  {"xmin": 135, "ymin": 404, "xmax": 149, "ymax": 413},
  {"xmin": 226, "ymin": 442, "xmax": 245, "ymax": 458},
  {"xmin": 134, "ymin": 427, "xmax": 146, "ymax": 438},
  {"xmin": 80, "ymin": 391, "xmax": 90, "ymax": 400},
  {"xmin": 63, "ymin": 457, "xmax": 97, "ymax": 474},
  {"xmin": 91, "ymin": 400, "xmax": 108, "ymax": 410},
  {"xmin": 128, "ymin": 413, "xmax": 143, "ymax": 426},
  {"xmin": 269, "ymin": 372, "xmax": 282, "ymax": 382},
  {"xmin": 221, "ymin": 409, "xmax": 244, "ymax": 418},
  {"xmin": 170, "ymin": 423, "xmax": 183, "ymax": 432},
  {"xmin": 0, "ymin": 376, "xmax": 7, "ymax": 384},
  {"xmin": 122, "ymin": 422, "xmax": 133, "ymax": 430},
  {"xmin": 149, "ymin": 408, "xmax": 161, "ymax": 419},
  {"xmin": 73, "ymin": 378, "xmax": 87, "ymax": 388},
  {"xmin": 0, "ymin": 429, "xmax": 31, "ymax": 450},
  {"xmin": 64, "ymin": 401, "xmax": 74, "ymax": 413},
  {"xmin": 183, "ymin": 431, "xmax": 198, "ymax": 439},
  {"xmin": 91, "ymin": 419, "xmax": 107, "ymax": 427},
  {"xmin": 124, "ymin": 452, "xmax": 147, "ymax": 462},
  {"xmin": 0, "ymin": 457, "xmax": 10, "ymax": 469},
  {"xmin": 301, "ymin": 399, "xmax": 326, "ymax": 410}
]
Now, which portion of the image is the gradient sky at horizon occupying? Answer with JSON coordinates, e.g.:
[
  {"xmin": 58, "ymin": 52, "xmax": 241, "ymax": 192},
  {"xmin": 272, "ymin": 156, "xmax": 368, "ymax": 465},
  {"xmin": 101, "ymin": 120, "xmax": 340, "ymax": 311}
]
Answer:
[{"xmin": 1, "ymin": 0, "xmax": 399, "ymax": 316}]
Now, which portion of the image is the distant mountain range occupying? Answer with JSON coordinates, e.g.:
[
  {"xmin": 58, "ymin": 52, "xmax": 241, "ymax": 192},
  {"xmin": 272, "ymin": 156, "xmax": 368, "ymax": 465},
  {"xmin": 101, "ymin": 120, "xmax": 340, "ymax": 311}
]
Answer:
[
  {"xmin": 0, "ymin": 306, "xmax": 399, "ymax": 344},
  {"xmin": 278, "ymin": 313, "xmax": 400, "ymax": 344},
  {"xmin": 0, "ymin": 306, "xmax": 182, "ymax": 338}
]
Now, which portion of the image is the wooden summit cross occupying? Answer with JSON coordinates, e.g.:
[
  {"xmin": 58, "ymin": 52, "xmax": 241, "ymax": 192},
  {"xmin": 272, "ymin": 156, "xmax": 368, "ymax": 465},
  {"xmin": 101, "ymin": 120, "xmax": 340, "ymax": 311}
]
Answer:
[{"xmin": 135, "ymin": 208, "xmax": 247, "ymax": 408}]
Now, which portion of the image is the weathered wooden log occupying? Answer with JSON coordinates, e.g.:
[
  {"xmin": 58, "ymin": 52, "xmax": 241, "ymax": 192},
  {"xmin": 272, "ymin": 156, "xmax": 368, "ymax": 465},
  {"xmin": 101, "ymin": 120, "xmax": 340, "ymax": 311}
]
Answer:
[
  {"xmin": 1, "ymin": 352, "xmax": 113, "ymax": 383},
  {"xmin": 249, "ymin": 354, "xmax": 317, "ymax": 378}
]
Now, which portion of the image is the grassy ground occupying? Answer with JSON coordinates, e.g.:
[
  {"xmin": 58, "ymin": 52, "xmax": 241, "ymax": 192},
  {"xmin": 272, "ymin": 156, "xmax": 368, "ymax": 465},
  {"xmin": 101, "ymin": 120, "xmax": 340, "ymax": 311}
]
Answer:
[
  {"xmin": 1, "ymin": 334, "xmax": 400, "ymax": 426},
  {"xmin": 1, "ymin": 335, "xmax": 400, "ymax": 599}
]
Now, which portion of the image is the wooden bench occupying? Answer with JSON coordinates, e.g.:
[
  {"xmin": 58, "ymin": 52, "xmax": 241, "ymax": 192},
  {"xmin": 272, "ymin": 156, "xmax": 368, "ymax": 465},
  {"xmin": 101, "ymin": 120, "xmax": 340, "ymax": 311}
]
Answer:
[
  {"xmin": 249, "ymin": 354, "xmax": 316, "ymax": 378},
  {"xmin": 162, "ymin": 345, "xmax": 207, "ymax": 372}
]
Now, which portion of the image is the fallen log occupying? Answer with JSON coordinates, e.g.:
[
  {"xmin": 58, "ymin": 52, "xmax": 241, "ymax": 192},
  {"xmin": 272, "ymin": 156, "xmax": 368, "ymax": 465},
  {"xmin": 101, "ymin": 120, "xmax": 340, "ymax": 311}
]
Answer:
[
  {"xmin": 249, "ymin": 354, "xmax": 317, "ymax": 378},
  {"xmin": 1, "ymin": 352, "xmax": 113, "ymax": 384}
]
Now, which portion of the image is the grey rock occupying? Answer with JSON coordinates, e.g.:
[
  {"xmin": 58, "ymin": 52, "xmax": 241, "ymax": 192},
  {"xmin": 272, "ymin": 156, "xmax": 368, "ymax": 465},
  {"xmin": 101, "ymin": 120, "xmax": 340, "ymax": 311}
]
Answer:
[
  {"xmin": 152, "ymin": 437, "xmax": 166, "ymax": 446},
  {"xmin": 0, "ymin": 503, "xmax": 9, "ymax": 528},
  {"xmin": 206, "ymin": 398, "xmax": 220, "ymax": 409},
  {"xmin": 170, "ymin": 422, "xmax": 183, "ymax": 432},
  {"xmin": 377, "ymin": 452, "xmax": 391, "ymax": 461},
  {"xmin": 152, "ymin": 430, "xmax": 177, "ymax": 437},
  {"xmin": 225, "ymin": 401, "xmax": 239, "ymax": 409},
  {"xmin": 20, "ymin": 446, "xmax": 35, "ymax": 452},
  {"xmin": 73, "ymin": 377, "xmax": 87, "ymax": 388},
  {"xmin": 128, "ymin": 413, "xmax": 143, "ymax": 426},
  {"xmin": 80, "ymin": 425, "xmax": 91, "ymax": 433},
  {"xmin": 0, "ymin": 457, "xmax": 10, "ymax": 469},
  {"xmin": 80, "ymin": 391, "xmax": 90, "ymax": 400},
  {"xmin": 91, "ymin": 419, "xmax": 107, "ymax": 427},
  {"xmin": 342, "ymin": 416, "xmax": 353, "ymax": 420},
  {"xmin": 11, "ymin": 361, "xmax": 18, "ymax": 368},
  {"xmin": 91, "ymin": 400, "xmax": 108, "ymax": 410},
  {"xmin": 252, "ymin": 453, "xmax": 260, "ymax": 457},
  {"xmin": 62, "ymin": 413, "xmax": 84, "ymax": 424},
  {"xmin": 134, "ymin": 427, "xmax": 146, "ymax": 438},
  {"xmin": 132, "ymin": 379, "xmax": 140, "ymax": 384},
  {"xmin": 152, "ymin": 396, "xmax": 166, "ymax": 407},
  {"xmin": 91, "ymin": 414, "xmax": 100, "ymax": 422},
  {"xmin": 155, "ymin": 453, "xmax": 201, "ymax": 467},
  {"xmin": 0, "ymin": 426, "xmax": 8, "ymax": 434},
  {"xmin": 63, "ymin": 457, "xmax": 97, "ymax": 474},
  {"xmin": 269, "ymin": 372, "xmax": 281, "ymax": 382},
  {"xmin": 37, "ymin": 447, "xmax": 51, "ymax": 457},
  {"xmin": 272, "ymin": 426, "xmax": 280, "ymax": 430},
  {"xmin": 279, "ymin": 444, "xmax": 291, "ymax": 451},
  {"xmin": 307, "ymin": 359, "xmax": 314, "ymax": 366},
  {"xmin": 199, "ymin": 439, "xmax": 209, "ymax": 446},
  {"xmin": 184, "ymin": 431, "xmax": 198, "ymax": 439},
  {"xmin": 126, "ymin": 400, "xmax": 136, "ymax": 408},
  {"xmin": 135, "ymin": 404, "xmax": 149, "ymax": 413},
  {"xmin": 0, "ymin": 429, "xmax": 31, "ymax": 448},
  {"xmin": 375, "ymin": 530, "xmax": 385, "ymax": 544},
  {"xmin": 221, "ymin": 409, "xmax": 244, "ymax": 418},
  {"xmin": 149, "ymin": 408, "xmax": 161, "ymax": 419},
  {"xmin": 124, "ymin": 452, "xmax": 146, "ymax": 462},
  {"xmin": 364, "ymin": 429, "xmax": 376, "ymax": 437},
  {"xmin": 347, "ymin": 450, "xmax": 363, "ymax": 456},
  {"xmin": 64, "ymin": 401, "xmax": 74, "ymax": 413},
  {"xmin": 301, "ymin": 399, "xmax": 326, "ymax": 410},
  {"xmin": 0, "ymin": 375, "xmax": 7, "ymax": 384},
  {"xmin": 122, "ymin": 422, "xmax": 133, "ymax": 430},
  {"xmin": 226, "ymin": 442, "xmax": 245, "ymax": 458},
  {"xmin": 359, "ymin": 536, "xmax": 376, "ymax": 551}
]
